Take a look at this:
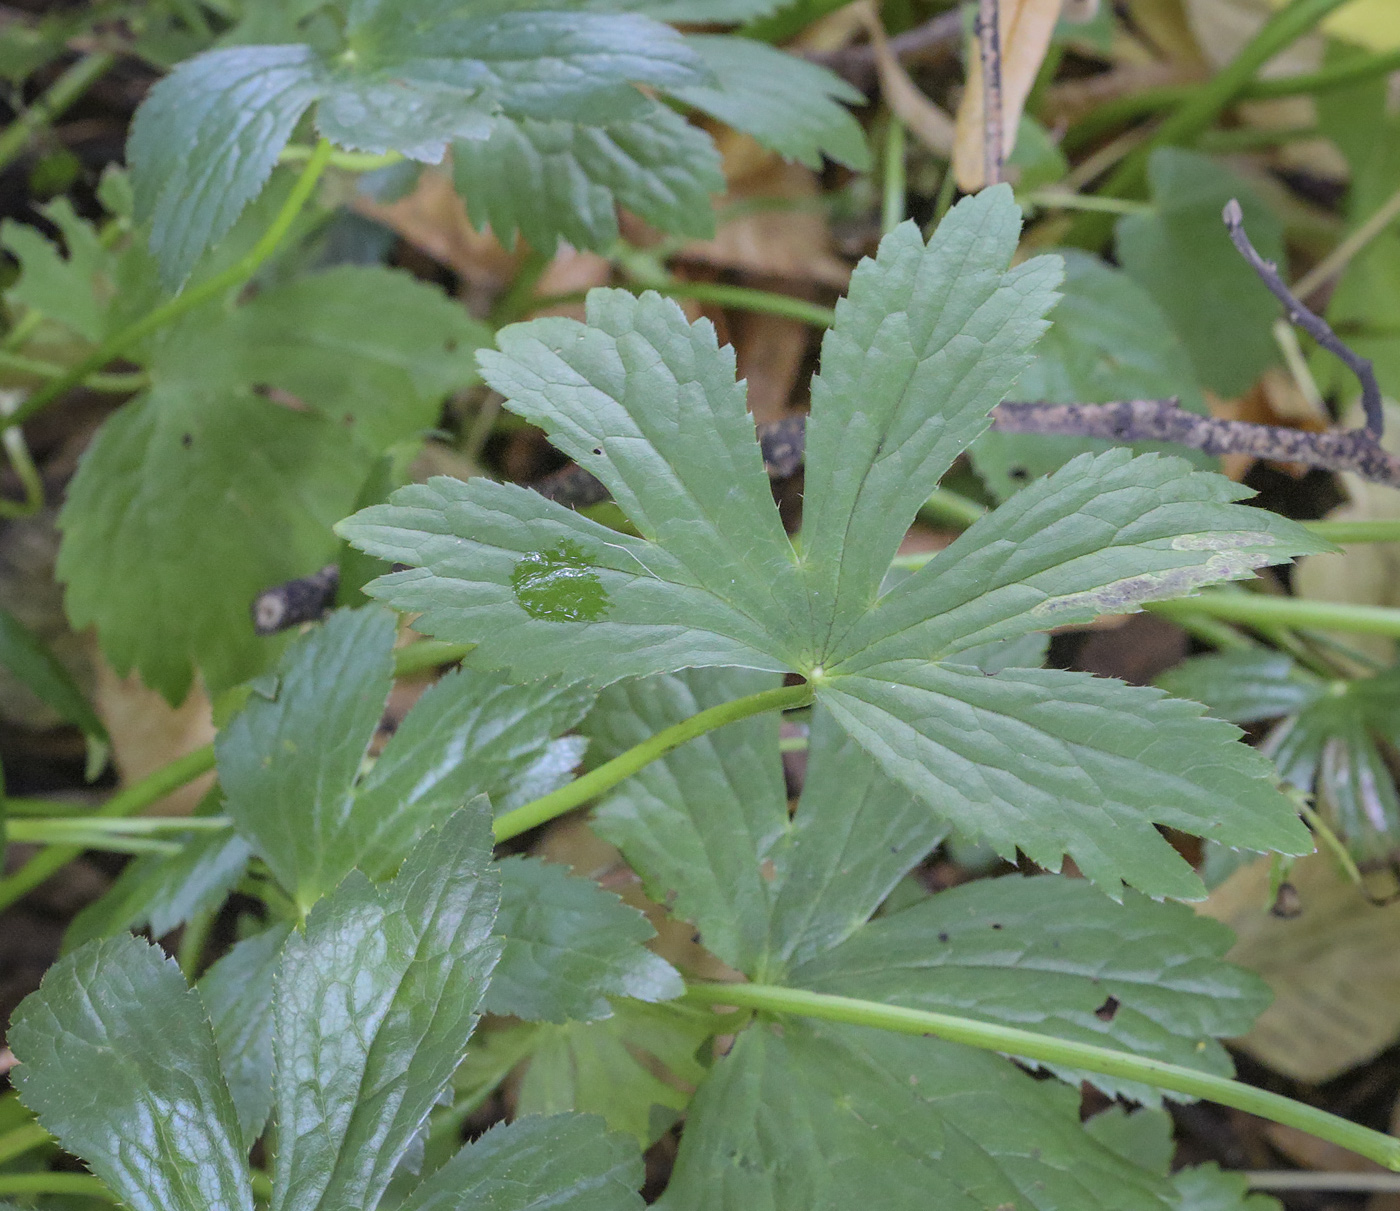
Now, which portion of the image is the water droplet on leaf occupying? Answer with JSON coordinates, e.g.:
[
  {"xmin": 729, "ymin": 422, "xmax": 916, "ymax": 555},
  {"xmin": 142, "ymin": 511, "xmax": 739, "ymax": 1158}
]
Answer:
[{"xmin": 511, "ymin": 540, "xmax": 610, "ymax": 622}]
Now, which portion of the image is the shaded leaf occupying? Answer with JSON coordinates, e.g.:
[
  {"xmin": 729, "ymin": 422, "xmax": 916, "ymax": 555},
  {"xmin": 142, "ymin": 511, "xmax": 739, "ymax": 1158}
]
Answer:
[
  {"xmin": 201, "ymin": 922, "xmax": 294, "ymax": 1148},
  {"xmin": 10, "ymin": 934, "xmax": 253, "ymax": 1211},
  {"xmin": 271, "ymin": 803, "xmax": 501, "ymax": 1211},
  {"xmin": 399, "ymin": 1114, "xmax": 643, "ymax": 1211},
  {"xmin": 486, "ymin": 855, "xmax": 683, "ymax": 1022},
  {"xmin": 452, "ymin": 105, "xmax": 722, "ymax": 253}
]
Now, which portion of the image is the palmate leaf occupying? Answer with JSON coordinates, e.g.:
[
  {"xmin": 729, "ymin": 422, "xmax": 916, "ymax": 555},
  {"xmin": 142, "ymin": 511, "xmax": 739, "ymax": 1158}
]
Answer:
[
  {"xmin": 9, "ymin": 934, "xmax": 254, "ymax": 1211},
  {"xmin": 661, "ymin": 1019, "xmax": 1173, "ymax": 1211},
  {"xmin": 452, "ymin": 104, "xmax": 723, "ymax": 253},
  {"xmin": 344, "ymin": 187, "xmax": 1320, "ymax": 898},
  {"xmin": 271, "ymin": 804, "xmax": 501, "ymax": 1211},
  {"xmin": 129, "ymin": 10, "xmax": 711, "ymax": 284}
]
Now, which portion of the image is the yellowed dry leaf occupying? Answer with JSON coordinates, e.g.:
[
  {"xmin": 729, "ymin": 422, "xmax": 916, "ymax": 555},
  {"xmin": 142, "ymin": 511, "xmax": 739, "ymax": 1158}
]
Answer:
[
  {"xmin": 1126, "ymin": 0, "xmax": 1209, "ymax": 67},
  {"xmin": 1184, "ymin": 0, "xmax": 1323, "ymax": 77},
  {"xmin": 92, "ymin": 649, "xmax": 215, "ymax": 817},
  {"xmin": 853, "ymin": 1, "xmax": 956, "ymax": 158},
  {"xmin": 954, "ymin": 0, "xmax": 1065, "ymax": 192},
  {"xmin": 1265, "ymin": 0, "xmax": 1400, "ymax": 51},
  {"xmin": 1198, "ymin": 852, "xmax": 1400, "ymax": 1083}
]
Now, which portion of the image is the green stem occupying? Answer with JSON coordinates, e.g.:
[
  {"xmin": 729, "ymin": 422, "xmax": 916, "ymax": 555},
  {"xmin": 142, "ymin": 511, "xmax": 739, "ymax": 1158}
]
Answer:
[
  {"xmin": 1293, "ymin": 177, "xmax": 1400, "ymax": 301},
  {"xmin": 683, "ymin": 981, "xmax": 1400, "ymax": 1171},
  {"xmin": 1194, "ymin": 124, "xmax": 1319, "ymax": 154},
  {"xmin": 4, "ymin": 815, "xmax": 232, "ymax": 843},
  {"xmin": 0, "ymin": 1122, "xmax": 51, "ymax": 1165},
  {"xmin": 1147, "ymin": 593, "xmax": 1400, "ymax": 638},
  {"xmin": 647, "ymin": 282, "xmax": 836, "ymax": 329},
  {"xmin": 0, "ymin": 1173, "xmax": 115, "ymax": 1199},
  {"xmin": 0, "ymin": 744, "xmax": 217, "ymax": 913},
  {"xmin": 917, "ymin": 487, "xmax": 987, "ymax": 531},
  {"xmin": 0, "ymin": 349, "xmax": 147, "ymax": 391},
  {"xmin": 0, "ymin": 52, "xmax": 116, "ymax": 176},
  {"xmin": 494, "ymin": 681, "xmax": 813, "ymax": 842},
  {"xmin": 392, "ymin": 639, "xmax": 475, "ymax": 678},
  {"xmin": 882, "ymin": 116, "xmax": 907, "ymax": 235},
  {"xmin": 1304, "ymin": 519, "xmax": 1400, "ymax": 544},
  {"xmin": 0, "ymin": 395, "xmax": 43, "ymax": 519},
  {"xmin": 279, "ymin": 144, "xmax": 404, "ymax": 172},
  {"xmin": 3, "ymin": 138, "xmax": 336, "ymax": 433},
  {"xmin": 1297, "ymin": 798, "xmax": 1364, "ymax": 888}
]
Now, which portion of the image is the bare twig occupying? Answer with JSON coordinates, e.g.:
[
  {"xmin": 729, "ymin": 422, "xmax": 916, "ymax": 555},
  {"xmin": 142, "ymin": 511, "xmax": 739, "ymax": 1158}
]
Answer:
[
  {"xmin": 990, "ymin": 399, "xmax": 1400, "ymax": 487},
  {"xmin": 1223, "ymin": 198, "xmax": 1384, "ymax": 439},
  {"xmin": 252, "ymin": 565, "xmax": 339, "ymax": 635},
  {"xmin": 977, "ymin": 0, "xmax": 1004, "ymax": 186}
]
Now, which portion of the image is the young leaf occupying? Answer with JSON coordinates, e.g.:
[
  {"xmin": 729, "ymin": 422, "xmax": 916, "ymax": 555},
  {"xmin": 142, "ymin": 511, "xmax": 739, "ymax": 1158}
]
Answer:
[
  {"xmin": 345, "ymin": 666, "xmax": 593, "ymax": 876},
  {"xmin": 200, "ymin": 922, "xmax": 294, "ymax": 1148},
  {"xmin": 819, "ymin": 661, "xmax": 1312, "ymax": 899},
  {"xmin": 790, "ymin": 875, "xmax": 1269, "ymax": 1103},
  {"xmin": 1, "ymin": 198, "xmax": 122, "ymax": 342},
  {"xmin": 399, "ymin": 1114, "xmax": 643, "ymax": 1211},
  {"xmin": 486, "ymin": 856, "xmax": 683, "ymax": 1022},
  {"xmin": 271, "ymin": 803, "xmax": 501, "ymax": 1211},
  {"xmin": 668, "ymin": 36, "xmax": 869, "ymax": 170},
  {"xmin": 57, "ymin": 384, "xmax": 372, "ymax": 703},
  {"xmin": 798, "ymin": 188, "xmax": 1062, "ymax": 655},
  {"xmin": 662, "ymin": 1019, "xmax": 1173, "ymax": 1211},
  {"xmin": 828, "ymin": 450, "xmax": 1331, "ymax": 671},
  {"xmin": 128, "ymin": 45, "xmax": 322, "ymax": 287},
  {"xmin": 584, "ymin": 668, "xmax": 790, "ymax": 973},
  {"xmin": 217, "ymin": 607, "xmax": 395, "ymax": 908},
  {"xmin": 1157, "ymin": 650, "xmax": 1324, "ymax": 725},
  {"xmin": 452, "ymin": 105, "xmax": 723, "ymax": 253},
  {"xmin": 9, "ymin": 934, "xmax": 254, "ymax": 1211}
]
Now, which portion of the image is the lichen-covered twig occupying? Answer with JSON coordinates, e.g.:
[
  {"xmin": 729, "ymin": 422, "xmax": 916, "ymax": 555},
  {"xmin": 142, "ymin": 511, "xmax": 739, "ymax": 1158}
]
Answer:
[
  {"xmin": 252, "ymin": 565, "xmax": 339, "ymax": 635},
  {"xmin": 977, "ymin": 0, "xmax": 1005, "ymax": 186},
  {"xmin": 1222, "ymin": 198, "xmax": 1384, "ymax": 439}
]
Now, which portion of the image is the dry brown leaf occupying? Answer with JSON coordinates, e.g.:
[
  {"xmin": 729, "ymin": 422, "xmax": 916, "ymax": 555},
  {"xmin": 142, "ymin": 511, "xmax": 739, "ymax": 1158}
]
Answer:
[
  {"xmin": 731, "ymin": 305, "xmax": 812, "ymax": 424},
  {"xmin": 1125, "ymin": 0, "xmax": 1209, "ymax": 67},
  {"xmin": 1184, "ymin": 0, "xmax": 1323, "ymax": 77},
  {"xmin": 677, "ymin": 140, "xmax": 850, "ymax": 288},
  {"xmin": 91, "ymin": 648, "xmax": 215, "ymax": 817},
  {"xmin": 853, "ymin": 0, "xmax": 956, "ymax": 158},
  {"xmin": 1197, "ymin": 852, "xmax": 1400, "ymax": 1083},
  {"xmin": 954, "ymin": 0, "xmax": 1065, "ymax": 192}
]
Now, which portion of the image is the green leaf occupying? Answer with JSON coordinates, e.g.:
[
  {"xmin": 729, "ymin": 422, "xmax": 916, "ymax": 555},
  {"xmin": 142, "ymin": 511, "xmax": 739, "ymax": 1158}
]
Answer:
[
  {"xmin": 584, "ymin": 667, "xmax": 790, "ymax": 973},
  {"xmin": 0, "ymin": 604, "xmax": 108, "ymax": 778},
  {"xmin": 217, "ymin": 607, "xmax": 395, "ymax": 908},
  {"xmin": 828, "ymin": 450, "xmax": 1330, "ymax": 671},
  {"xmin": 57, "ymin": 385, "xmax": 370, "ymax": 703},
  {"xmin": 452, "ymin": 104, "xmax": 722, "ymax": 253},
  {"xmin": 200, "ymin": 922, "xmax": 294, "ymax": 1148},
  {"xmin": 342, "ymin": 290, "xmax": 808, "ymax": 683},
  {"xmin": 767, "ymin": 705, "xmax": 947, "ymax": 970},
  {"xmin": 271, "ymin": 803, "xmax": 501, "ymax": 1211},
  {"xmin": 1115, "ymin": 149, "xmax": 1285, "ymax": 398},
  {"xmin": 1170, "ymin": 1164, "xmax": 1280, "ymax": 1211},
  {"xmin": 791, "ymin": 874, "xmax": 1270, "ymax": 1102},
  {"xmin": 969, "ymin": 249, "xmax": 1212, "ymax": 502},
  {"xmin": 1083, "ymin": 1106, "xmax": 1176, "ymax": 1175},
  {"xmin": 668, "ymin": 36, "xmax": 869, "ymax": 170},
  {"xmin": 213, "ymin": 266, "xmax": 491, "ymax": 450},
  {"xmin": 662, "ymin": 1019, "xmax": 1173, "ymax": 1210},
  {"xmin": 9, "ymin": 934, "xmax": 253, "ymax": 1211},
  {"xmin": 1157, "ymin": 650, "xmax": 1325, "ymax": 724},
  {"xmin": 347, "ymin": 664, "xmax": 593, "ymax": 875},
  {"xmin": 819, "ymin": 661, "xmax": 1312, "ymax": 899},
  {"xmin": 128, "ymin": 45, "xmax": 322, "ymax": 287},
  {"xmin": 487, "ymin": 856, "xmax": 682, "ymax": 1022},
  {"xmin": 513, "ymin": 999, "xmax": 722, "ymax": 1147},
  {"xmin": 799, "ymin": 188, "xmax": 1062, "ymax": 657},
  {"xmin": 1, "ymin": 199, "xmax": 120, "ymax": 342},
  {"xmin": 63, "ymin": 825, "xmax": 253, "ymax": 951},
  {"xmin": 401, "ymin": 1115, "xmax": 642, "ymax": 1211}
]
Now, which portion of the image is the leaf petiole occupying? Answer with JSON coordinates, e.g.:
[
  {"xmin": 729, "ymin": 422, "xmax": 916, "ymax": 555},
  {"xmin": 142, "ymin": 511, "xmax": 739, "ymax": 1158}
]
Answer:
[{"xmin": 684, "ymin": 981, "xmax": 1400, "ymax": 1172}]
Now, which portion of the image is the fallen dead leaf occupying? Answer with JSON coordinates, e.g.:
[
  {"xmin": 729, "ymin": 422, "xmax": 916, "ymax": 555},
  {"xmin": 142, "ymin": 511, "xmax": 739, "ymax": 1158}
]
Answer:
[
  {"xmin": 853, "ymin": 0, "xmax": 957, "ymax": 158},
  {"xmin": 1198, "ymin": 852, "xmax": 1400, "ymax": 1083}
]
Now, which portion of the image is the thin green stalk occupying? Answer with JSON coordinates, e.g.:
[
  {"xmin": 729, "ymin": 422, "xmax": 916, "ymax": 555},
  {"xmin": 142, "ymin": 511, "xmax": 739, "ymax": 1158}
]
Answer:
[
  {"xmin": 178, "ymin": 905, "xmax": 215, "ymax": 978},
  {"xmin": 1304, "ymin": 519, "xmax": 1400, "ymax": 544},
  {"xmin": 489, "ymin": 249, "xmax": 553, "ymax": 328},
  {"xmin": 1297, "ymin": 797, "xmax": 1364, "ymax": 888},
  {"xmin": 0, "ymin": 52, "xmax": 115, "ymax": 176},
  {"xmin": 280, "ymin": 144, "xmax": 404, "ymax": 172},
  {"xmin": 4, "ymin": 815, "xmax": 232, "ymax": 844},
  {"xmin": 0, "ymin": 744, "xmax": 217, "ymax": 913},
  {"xmin": 0, "ymin": 1121, "xmax": 51, "ymax": 1165},
  {"xmin": 882, "ymin": 116, "xmax": 907, "ymax": 235},
  {"xmin": 4, "ymin": 139, "xmax": 336, "ymax": 432},
  {"xmin": 1148, "ymin": 593, "xmax": 1400, "ymax": 638},
  {"xmin": 0, "ymin": 349, "xmax": 147, "ymax": 391},
  {"xmin": 1, "ymin": 310, "xmax": 44, "ymax": 353},
  {"xmin": 1170, "ymin": 612, "xmax": 1260, "ymax": 652},
  {"xmin": 683, "ymin": 981, "xmax": 1400, "ymax": 1171},
  {"xmin": 0, "ymin": 1173, "xmax": 115, "ymax": 1199},
  {"xmin": 1194, "ymin": 124, "xmax": 1319, "ymax": 154},
  {"xmin": 646, "ymin": 282, "xmax": 836, "ymax": 329},
  {"xmin": 392, "ymin": 639, "xmax": 475, "ymax": 677},
  {"xmin": 917, "ymin": 487, "xmax": 987, "ymax": 530},
  {"xmin": 1246, "ymin": 1171, "xmax": 1400, "ymax": 1192},
  {"xmin": 0, "ymin": 393, "xmax": 43, "ymax": 518},
  {"xmin": 494, "ymin": 681, "xmax": 813, "ymax": 842},
  {"xmin": 1294, "ymin": 177, "xmax": 1400, "ymax": 301}
]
